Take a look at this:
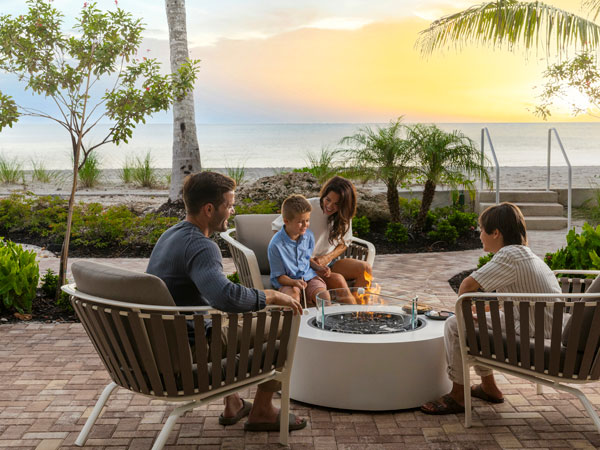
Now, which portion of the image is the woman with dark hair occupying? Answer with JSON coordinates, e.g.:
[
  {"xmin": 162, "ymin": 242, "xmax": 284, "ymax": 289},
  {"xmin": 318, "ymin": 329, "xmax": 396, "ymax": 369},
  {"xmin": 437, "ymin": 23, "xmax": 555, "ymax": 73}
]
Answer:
[
  {"xmin": 272, "ymin": 176, "xmax": 373, "ymax": 292},
  {"xmin": 420, "ymin": 202, "xmax": 561, "ymax": 415}
]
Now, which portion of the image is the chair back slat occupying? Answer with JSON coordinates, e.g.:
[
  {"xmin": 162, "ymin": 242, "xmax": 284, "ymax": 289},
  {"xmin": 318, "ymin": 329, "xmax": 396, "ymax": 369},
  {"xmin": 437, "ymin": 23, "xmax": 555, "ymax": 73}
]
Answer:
[
  {"xmin": 489, "ymin": 301, "xmax": 505, "ymax": 363},
  {"xmin": 225, "ymin": 314, "xmax": 239, "ymax": 385},
  {"xmin": 534, "ymin": 302, "xmax": 546, "ymax": 373},
  {"xmin": 519, "ymin": 303, "xmax": 531, "ymax": 369},
  {"xmin": 109, "ymin": 309, "xmax": 143, "ymax": 393},
  {"xmin": 127, "ymin": 313, "xmax": 164, "ymax": 395},
  {"xmin": 548, "ymin": 302, "xmax": 564, "ymax": 376},
  {"xmin": 97, "ymin": 309, "xmax": 138, "ymax": 391},
  {"xmin": 262, "ymin": 310, "xmax": 281, "ymax": 373},
  {"xmin": 173, "ymin": 315, "xmax": 195, "ymax": 395},
  {"xmin": 210, "ymin": 314, "xmax": 224, "ymax": 389},
  {"xmin": 572, "ymin": 278, "xmax": 587, "ymax": 294},
  {"xmin": 82, "ymin": 303, "xmax": 128, "ymax": 388},
  {"xmin": 276, "ymin": 310, "xmax": 293, "ymax": 369},
  {"xmin": 250, "ymin": 312, "xmax": 267, "ymax": 377},
  {"xmin": 475, "ymin": 301, "xmax": 491, "ymax": 358},
  {"xmin": 558, "ymin": 277, "xmax": 571, "ymax": 293},
  {"xmin": 193, "ymin": 316, "xmax": 210, "ymax": 392},
  {"xmin": 461, "ymin": 300, "xmax": 479, "ymax": 356},
  {"xmin": 578, "ymin": 305, "xmax": 600, "ymax": 379},
  {"xmin": 503, "ymin": 301, "xmax": 518, "ymax": 365},
  {"xmin": 237, "ymin": 313, "xmax": 254, "ymax": 381},
  {"xmin": 149, "ymin": 315, "xmax": 178, "ymax": 396},
  {"xmin": 563, "ymin": 303, "xmax": 586, "ymax": 378}
]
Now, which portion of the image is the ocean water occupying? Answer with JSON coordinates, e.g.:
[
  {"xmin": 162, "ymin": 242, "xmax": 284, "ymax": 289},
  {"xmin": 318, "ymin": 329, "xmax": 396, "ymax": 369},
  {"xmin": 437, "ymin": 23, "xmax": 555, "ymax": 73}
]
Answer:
[{"xmin": 0, "ymin": 122, "xmax": 598, "ymax": 170}]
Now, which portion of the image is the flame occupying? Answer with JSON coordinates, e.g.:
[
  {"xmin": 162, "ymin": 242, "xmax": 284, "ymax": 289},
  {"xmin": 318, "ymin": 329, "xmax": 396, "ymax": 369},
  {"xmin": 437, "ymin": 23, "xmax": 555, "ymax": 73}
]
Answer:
[{"xmin": 355, "ymin": 270, "xmax": 382, "ymax": 318}]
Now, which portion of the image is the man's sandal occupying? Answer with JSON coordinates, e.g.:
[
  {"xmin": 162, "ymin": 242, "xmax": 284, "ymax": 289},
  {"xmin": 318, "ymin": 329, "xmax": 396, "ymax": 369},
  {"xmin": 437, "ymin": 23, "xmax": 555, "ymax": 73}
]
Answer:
[
  {"xmin": 420, "ymin": 394, "xmax": 465, "ymax": 415},
  {"xmin": 471, "ymin": 384, "xmax": 504, "ymax": 404},
  {"xmin": 219, "ymin": 399, "xmax": 252, "ymax": 426}
]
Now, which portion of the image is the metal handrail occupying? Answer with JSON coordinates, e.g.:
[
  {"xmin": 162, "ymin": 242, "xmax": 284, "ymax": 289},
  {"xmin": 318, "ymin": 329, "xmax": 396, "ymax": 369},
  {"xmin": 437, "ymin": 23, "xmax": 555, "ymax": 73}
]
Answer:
[
  {"xmin": 480, "ymin": 127, "xmax": 500, "ymax": 204},
  {"xmin": 547, "ymin": 128, "xmax": 572, "ymax": 230}
]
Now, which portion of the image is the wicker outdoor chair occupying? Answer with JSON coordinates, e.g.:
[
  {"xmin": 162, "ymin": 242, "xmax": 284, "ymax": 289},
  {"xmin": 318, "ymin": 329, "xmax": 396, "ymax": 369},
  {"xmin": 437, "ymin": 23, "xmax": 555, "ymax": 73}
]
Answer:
[
  {"xmin": 456, "ymin": 270, "xmax": 600, "ymax": 432},
  {"xmin": 62, "ymin": 261, "xmax": 301, "ymax": 450},
  {"xmin": 220, "ymin": 213, "xmax": 376, "ymax": 289}
]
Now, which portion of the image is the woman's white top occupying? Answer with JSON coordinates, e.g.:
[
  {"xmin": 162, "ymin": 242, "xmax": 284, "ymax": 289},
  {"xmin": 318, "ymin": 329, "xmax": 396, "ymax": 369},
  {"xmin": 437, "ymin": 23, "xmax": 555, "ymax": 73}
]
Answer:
[{"xmin": 271, "ymin": 197, "xmax": 352, "ymax": 257}]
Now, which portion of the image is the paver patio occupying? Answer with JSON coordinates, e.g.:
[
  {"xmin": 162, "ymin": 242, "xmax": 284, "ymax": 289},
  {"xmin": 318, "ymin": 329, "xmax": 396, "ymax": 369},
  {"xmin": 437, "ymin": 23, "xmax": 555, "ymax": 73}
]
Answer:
[{"xmin": 3, "ymin": 223, "xmax": 600, "ymax": 449}]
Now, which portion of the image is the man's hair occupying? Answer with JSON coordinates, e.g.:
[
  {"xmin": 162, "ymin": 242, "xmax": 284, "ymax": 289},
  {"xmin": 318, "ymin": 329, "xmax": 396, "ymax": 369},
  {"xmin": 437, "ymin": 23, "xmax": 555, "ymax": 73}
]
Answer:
[
  {"xmin": 282, "ymin": 194, "xmax": 312, "ymax": 220},
  {"xmin": 182, "ymin": 171, "xmax": 236, "ymax": 215},
  {"xmin": 479, "ymin": 202, "xmax": 528, "ymax": 246}
]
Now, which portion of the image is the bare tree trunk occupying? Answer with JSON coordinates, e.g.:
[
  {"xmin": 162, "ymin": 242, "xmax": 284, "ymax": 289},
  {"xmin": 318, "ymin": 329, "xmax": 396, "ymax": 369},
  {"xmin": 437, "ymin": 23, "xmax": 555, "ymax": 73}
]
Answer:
[{"xmin": 165, "ymin": 0, "xmax": 201, "ymax": 202}]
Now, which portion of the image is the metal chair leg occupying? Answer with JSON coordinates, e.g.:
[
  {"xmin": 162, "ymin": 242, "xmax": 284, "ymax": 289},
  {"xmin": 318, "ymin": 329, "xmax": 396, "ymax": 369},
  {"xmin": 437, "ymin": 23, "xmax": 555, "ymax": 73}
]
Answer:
[
  {"xmin": 151, "ymin": 401, "xmax": 199, "ymax": 450},
  {"xmin": 279, "ymin": 378, "xmax": 290, "ymax": 446},
  {"xmin": 463, "ymin": 363, "xmax": 472, "ymax": 428},
  {"xmin": 76, "ymin": 382, "xmax": 117, "ymax": 446}
]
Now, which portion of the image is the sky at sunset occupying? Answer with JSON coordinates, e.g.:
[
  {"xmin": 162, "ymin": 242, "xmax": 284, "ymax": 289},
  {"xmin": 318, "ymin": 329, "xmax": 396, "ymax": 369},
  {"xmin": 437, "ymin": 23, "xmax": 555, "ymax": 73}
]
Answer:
[{"xmin": 0, "ymin": 0, "xmax": 593, "ymax": 123}]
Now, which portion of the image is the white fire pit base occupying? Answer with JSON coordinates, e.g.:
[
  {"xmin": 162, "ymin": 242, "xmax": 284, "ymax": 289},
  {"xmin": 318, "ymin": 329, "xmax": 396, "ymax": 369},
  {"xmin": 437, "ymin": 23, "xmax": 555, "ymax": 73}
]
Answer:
[{"xmin": 290, "ymin": 307, "xmax": 452, "ymax": 411}]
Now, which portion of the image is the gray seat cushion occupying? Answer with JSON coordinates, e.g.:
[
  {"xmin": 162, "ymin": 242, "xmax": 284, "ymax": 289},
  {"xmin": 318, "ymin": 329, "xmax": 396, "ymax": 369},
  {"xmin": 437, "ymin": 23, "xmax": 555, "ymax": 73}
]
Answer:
[
  {"xmin": 234, "ymin": 214, "xmax": 279, "ymax": 274},
  {"xmin": 561, "ymin": 275, "xmax": 600, "ymax": 352},
  {"xmin": 71, "ymin": 260, "xmax": 175, "ymax": 306}
]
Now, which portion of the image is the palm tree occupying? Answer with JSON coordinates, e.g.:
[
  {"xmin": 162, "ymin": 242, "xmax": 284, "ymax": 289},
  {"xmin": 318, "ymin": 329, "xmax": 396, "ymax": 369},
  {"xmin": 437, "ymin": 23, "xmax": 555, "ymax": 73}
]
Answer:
[
  {"xmin": 406, "ymin": 124, "xmax": 490, "ymax": 230},
  {"xmin": 165, "ymin": 0, "xmax": 201, "ymax": 202},
  {"xmin": 340, "ymin": 118, "xmax": 415, "ymax": 222},
  {"xmin": 417, "ymin": 1, "xmax": 600, "ymax": 58}
]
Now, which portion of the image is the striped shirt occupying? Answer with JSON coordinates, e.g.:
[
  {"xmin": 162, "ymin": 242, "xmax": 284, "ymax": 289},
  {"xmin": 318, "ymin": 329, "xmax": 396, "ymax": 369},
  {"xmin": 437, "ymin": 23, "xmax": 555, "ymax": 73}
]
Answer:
[{"xmin": 471, "ymin": 245, "xmax": 561, "ymax": 337}]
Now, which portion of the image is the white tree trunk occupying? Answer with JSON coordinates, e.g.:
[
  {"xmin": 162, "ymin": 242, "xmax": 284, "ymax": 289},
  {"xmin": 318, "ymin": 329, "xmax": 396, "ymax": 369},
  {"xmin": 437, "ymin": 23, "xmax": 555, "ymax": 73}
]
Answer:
[{"xmin": 165, "ymin": 0, "xmax": 201, "ymax": 202}]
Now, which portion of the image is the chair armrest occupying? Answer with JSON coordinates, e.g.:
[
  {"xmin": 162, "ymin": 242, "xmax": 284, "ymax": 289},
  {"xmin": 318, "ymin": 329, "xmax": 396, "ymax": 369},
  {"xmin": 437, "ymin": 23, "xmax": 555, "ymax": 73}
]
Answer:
[
  {"xmin": 347, "ymin": 236, "xmax": 376, "ymax": 267},
  {"xmin": 220, "ymin": 229, "xmax": 265, "ymax": 290},
  {"xmin": 552, "ymin": 269, "xmax": 600, "ymax": 277}
]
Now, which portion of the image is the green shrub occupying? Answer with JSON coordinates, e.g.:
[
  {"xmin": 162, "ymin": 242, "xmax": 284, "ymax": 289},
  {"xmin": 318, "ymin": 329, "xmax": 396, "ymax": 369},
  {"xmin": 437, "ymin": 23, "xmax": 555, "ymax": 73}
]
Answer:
[
  {"xmin": 545, "ymin": 223, "xmax": 600, "ymax": 274},
  {"xmin": 427, "ymin": 219, "xmax": 458, "ymax": 244},
  {"xmin": 227, "ymin": 272, "xmax": 240, "ymax": 284},
  {"xmin": 0, "ymin": 193, "xmax": 179, "ymax": 251},
  {"xmin": 477, "ymin": 252, "xmax": 494, "ymax": 269},
  {"xmin": 78, "ymin": 152, "xmax": 102, "ymax": 188},
  {"xmin": 447, "ymin": 210, "xmax": 477, "ymax": 235},
  {"xmin": 385, "ymin": 222, "xmax": 408, "ymax": 244},
  {"xmin": 234, "ymin": 198, "xmax": 279, "ymax": 215},
  {"xmin": 352, "ymin": 216, "xmax": 370, "ymax": 237},
  {"xmin": 399, "ymin": 197, "xmax": 421, "ymax": 219},
  {"xmin": 131, "ymin": 151, "xmax": 158, "ymax": 188},
  {"xmin": 0, "ymin": 239, "xmax": 39, "ymax": 313},
  {"xmin": 40, "ymin": 268, "xmax": 72, "ymax": 310}
]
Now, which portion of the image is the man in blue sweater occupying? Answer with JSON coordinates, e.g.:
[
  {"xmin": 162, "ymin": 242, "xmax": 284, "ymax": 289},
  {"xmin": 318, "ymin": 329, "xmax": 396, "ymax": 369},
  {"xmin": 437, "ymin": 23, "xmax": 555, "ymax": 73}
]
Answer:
[{"xmin": 147, "ymin": 171, "xmax": 305, "ymax": 432}]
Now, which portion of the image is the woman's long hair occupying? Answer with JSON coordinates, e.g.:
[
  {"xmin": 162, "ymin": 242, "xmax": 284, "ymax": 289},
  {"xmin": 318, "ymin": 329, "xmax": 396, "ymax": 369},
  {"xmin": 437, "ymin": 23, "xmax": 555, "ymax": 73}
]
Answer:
[{"xmin": 320, "ymin": 176, "xmax": 357, "ymax": 245}]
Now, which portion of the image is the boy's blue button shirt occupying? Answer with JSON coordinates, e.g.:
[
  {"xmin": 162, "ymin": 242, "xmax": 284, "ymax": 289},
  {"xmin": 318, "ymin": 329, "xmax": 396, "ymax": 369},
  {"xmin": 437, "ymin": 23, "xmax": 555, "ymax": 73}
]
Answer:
[{"xmin": 268, "ymin": 227, "xmax": 317, "ymax": 289}]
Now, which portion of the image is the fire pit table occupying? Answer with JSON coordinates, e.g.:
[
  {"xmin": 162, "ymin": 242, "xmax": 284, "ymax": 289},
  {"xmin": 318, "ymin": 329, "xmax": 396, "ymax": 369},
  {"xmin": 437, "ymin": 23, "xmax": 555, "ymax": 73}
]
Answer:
[{"xmin": 289, "ymin": 288, "xmax": 452, "ymax": 410}]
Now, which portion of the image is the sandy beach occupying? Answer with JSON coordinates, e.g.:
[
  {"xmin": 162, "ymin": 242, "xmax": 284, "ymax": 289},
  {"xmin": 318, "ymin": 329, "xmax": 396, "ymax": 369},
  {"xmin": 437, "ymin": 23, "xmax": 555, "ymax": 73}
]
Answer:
[{"xmin": 0, "ymin": 166, "xmax": 597, "ymax": 209}]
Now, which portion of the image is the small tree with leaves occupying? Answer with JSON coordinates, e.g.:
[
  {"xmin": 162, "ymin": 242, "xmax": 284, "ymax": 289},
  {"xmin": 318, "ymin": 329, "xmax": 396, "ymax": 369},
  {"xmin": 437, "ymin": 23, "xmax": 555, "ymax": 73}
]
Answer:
[
  {"xmin": 0, "ymin": 0, "xmax": 199, "ymax": 299},
  {"xmin": 340, "ymin": 118, "xmax": 415, "ymax": 223},
  {"xmin": 406, "ymin": 124, "xmax": 490, "ymax": 230}
]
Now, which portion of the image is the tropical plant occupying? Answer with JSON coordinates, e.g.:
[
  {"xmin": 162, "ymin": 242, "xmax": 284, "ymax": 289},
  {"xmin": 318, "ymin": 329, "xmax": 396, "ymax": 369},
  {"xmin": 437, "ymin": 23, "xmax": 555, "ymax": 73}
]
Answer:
[
  {"xmin": 545, "ymin": 223, "xmax": 600, "ymax": 273},
  {"xmin": 165, "ymin": 0, "xmax": 202, "ymax": 201},
  {"xmin": 0, "ymin": 238, "xmax": 39, "ymax": 314},
  {"xmin": 406, "ymin": 124, "xmax": 489, "ymax": 230},
  {"xmin": 0, "ymin": 0, "xmax": 199, "ymax": 298},
  {"xmin": 416, "ymin": 0, "xmax": 600, "ymax": 118},
  {"xmin": 340, "ymin": 118, "xmax": 415, "ymax": 222}
]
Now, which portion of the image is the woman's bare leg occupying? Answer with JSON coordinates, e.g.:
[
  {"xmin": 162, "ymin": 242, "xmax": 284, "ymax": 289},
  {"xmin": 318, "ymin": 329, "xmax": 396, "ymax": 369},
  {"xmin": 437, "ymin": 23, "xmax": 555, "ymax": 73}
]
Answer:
[{"xmin": 331, "ymin": 259, "xmax": 372, "ymax": 288}]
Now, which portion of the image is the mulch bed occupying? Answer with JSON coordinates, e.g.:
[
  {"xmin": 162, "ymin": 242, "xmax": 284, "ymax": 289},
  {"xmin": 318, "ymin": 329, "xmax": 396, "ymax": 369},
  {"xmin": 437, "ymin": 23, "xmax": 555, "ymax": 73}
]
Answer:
[
  {"xmin": 447, "ymin": 269, "xmax": 476, "ymax": 293},
  {"xmin": 0, "ymin": 294, "xmax": 78, "ymax": 324}
]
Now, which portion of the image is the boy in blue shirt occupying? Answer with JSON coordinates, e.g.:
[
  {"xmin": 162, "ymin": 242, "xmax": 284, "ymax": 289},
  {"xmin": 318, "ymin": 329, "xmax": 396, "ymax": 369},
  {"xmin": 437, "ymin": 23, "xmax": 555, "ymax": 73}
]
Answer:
[{"xmin": 268, "ymin": 194, "xmax": 329, "ymax": 307}]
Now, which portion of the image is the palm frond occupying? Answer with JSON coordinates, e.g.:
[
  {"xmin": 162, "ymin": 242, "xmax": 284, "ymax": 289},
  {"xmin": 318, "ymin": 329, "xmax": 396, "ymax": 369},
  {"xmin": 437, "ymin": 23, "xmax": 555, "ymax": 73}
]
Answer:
[
  {"xmin": 416, "ymin": 1, "xmax": 600, "ymax": 58},
  {"xmin": 584, "ymin": 0, "xmax": 600, "ymax": 21}
]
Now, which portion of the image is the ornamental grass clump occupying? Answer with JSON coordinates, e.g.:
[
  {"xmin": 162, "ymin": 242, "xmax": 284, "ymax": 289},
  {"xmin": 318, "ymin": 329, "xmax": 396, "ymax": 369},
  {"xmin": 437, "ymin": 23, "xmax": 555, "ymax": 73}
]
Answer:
[
  {"xmin": 0, "ymin": 155, "xmax": 23, "ymax": 184},
  {"xmin": 78, "ymin": 152, "xmax": 102, "ymax": 188},
  {"xmin": 131, "ymin": 151, "xmax": 158, "ymax": 188},
  {"xmin": 0, "ymin": 238, "xmax": 39, "ymax": 313}
]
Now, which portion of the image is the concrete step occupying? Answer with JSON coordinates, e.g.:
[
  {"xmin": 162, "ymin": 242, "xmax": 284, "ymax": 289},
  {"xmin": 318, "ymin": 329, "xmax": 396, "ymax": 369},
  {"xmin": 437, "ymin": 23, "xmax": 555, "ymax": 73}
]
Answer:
[
  {"xmin": 524, "ymin": 216, "xmax": 568, "ymax": 230},
  {"xmin": 478, "ymin": 190, "xmax": 558, "ymax": 203},
  {"xmin": 479, "ymin": 202, "xmax": 564, "ymax": 216}
]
